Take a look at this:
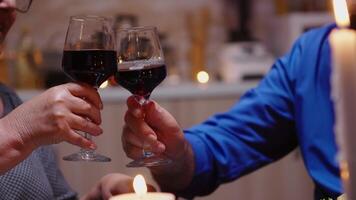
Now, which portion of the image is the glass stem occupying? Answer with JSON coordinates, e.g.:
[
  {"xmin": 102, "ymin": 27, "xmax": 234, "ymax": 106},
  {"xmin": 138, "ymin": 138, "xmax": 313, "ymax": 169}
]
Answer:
[
  {"xmin": 80, "ymin": 132, "xmax": 94, "ymax": 154},
  {"xmin": 134, "ymin": 94, "xmax": 155, "ymax": 158}
]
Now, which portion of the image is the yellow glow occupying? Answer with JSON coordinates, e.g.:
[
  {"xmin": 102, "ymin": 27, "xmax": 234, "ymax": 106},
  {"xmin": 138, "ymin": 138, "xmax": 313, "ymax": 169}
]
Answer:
[
  {"xmin": 133, "ymin": 174, "xmax": 147, "ymax": 196},
  {"xmin": 340, "ymin": 160, "xmax": 350, "ymax": 181},
  {"xmin": 333, "ymin": 0, "xmax": 350, "ymax": 28},
  {"xmin": 197, "ymin": 71, "xmax": 209, "ymax": 84},
  {"xmin": 99, "ymin": 81, "xmax": 109, "ymax": 89}
]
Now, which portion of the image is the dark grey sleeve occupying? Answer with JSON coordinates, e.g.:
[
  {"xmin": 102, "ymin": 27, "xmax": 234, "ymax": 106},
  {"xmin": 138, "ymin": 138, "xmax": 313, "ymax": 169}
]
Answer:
[
  {"xmin": 0, "ymin": 83, "xmax": 78, "ymax": 200},
  {"xmin": 36, "ymin": 146, "xmax": 78, "ymax": 200},
  {"xmin": 0, "ymin": 84, "xmax": 23, "ymax": 116}
]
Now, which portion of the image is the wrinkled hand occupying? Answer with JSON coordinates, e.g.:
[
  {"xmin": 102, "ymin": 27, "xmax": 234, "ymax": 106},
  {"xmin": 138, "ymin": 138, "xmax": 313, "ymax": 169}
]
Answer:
[
  {"xmin": 82, "ymin": 173, "xmax": 156, "ymax": 200},
  {"xmin": 0, "ymin": 83, "xmax": 103, "ymax": 150},
  {"xmin": 122, "ymin": 96, "xmax": 194, "ymax": 191},
  {"xmin": 122, "ymin": 96, "xmax": 187, "ymax": 166}
]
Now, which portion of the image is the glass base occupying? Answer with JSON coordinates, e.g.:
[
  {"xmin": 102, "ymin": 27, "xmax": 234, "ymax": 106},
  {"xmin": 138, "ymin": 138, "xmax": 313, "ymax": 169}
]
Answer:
[
  {"xmin": 126, "ymin": 155, "xmax": 172, "ymax": 168},
  {"xmin": 63, "ymin": 150, "xmax": 111, "ymax": 162}
]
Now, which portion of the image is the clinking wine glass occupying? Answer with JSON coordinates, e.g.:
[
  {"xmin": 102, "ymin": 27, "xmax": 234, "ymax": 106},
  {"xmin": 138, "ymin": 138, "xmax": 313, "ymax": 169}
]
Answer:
[
  {"xmin": 115, "ymin": 26, "xmax": 172, "ymax": 167},
  {"xmin": 61, "ymin": 15, "xmax": 116, "ymax": 162}
]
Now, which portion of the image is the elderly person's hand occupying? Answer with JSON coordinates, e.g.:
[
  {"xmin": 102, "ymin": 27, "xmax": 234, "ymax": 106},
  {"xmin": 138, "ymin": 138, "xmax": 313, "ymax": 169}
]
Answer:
[
  {"xmin": 0, "ymin": 83, "xmax": 102, "ymax": 150},
  {"xmin": 121, "ymin": 96, "xmax": 194, "ymax": 192},
  {"xmin": 82, "ymin": 173, "xmax": 156, "ymax": 200}
]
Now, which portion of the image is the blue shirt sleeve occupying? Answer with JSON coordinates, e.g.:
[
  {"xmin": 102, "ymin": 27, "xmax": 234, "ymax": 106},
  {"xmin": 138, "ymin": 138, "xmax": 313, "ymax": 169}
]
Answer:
[{"xmin": 179, "ymin": 38, "xmax": 304, "ymax": 198}]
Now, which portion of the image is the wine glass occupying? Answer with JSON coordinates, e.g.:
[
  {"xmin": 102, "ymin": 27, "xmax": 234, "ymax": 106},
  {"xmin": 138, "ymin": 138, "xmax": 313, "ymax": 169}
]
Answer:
[
  {"xmin": 116, "ymin": 26, "xmax": 172, "ymax": 167},
  {"xmin": 62, "ymin": 15, "xmax": 116, "ymax": 162}
]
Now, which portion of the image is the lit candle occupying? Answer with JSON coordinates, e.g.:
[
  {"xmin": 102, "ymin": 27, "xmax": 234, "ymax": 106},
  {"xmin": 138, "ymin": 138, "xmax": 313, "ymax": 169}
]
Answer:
[
  {"xmin": 330, "ymin": 0, "xmax": 356, "ymax": 199},
  {"xmin": 109, "ymin": 175, "xmax": 175, "ymax": 200}
]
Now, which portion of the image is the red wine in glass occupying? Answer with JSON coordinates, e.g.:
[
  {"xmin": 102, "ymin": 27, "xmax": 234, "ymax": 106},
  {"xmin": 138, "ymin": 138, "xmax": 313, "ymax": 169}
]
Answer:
[
  {"xmin": 62, "ymin": 50, "xmax": 117, "ymax": 87},
  {"xmin": 62, "ymin": 15, "xmax": 116, "ymax": 162},
  {"xmin": 117, "ymin": 26, "xmax": 172, "ymax": 167},
  {"xmin": 115, "ymin": 64, "xmax": 167, "ymax": 99}
]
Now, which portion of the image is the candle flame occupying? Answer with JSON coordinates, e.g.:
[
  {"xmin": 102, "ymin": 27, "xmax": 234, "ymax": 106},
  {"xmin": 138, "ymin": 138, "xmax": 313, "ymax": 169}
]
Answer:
[
  {"xmin": 333, "ymin": 0, "xmax": 350, "ymax": 28},
  {"xmin": 197, "ymin": 71, "xmax": 209, "ymax": 84},
  {"xmin": 133, "ymin": 174, "xmax": 147, "ymax": 196}
]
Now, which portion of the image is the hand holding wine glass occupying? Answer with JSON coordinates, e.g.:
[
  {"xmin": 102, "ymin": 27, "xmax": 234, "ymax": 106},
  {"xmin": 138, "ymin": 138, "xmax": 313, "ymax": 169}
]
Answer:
[
  {"xmin": 122, "ymin": 96, "xmax": 195, "ymax": 191},
  {"xmin": 62, "ymin": 15, "xmax": 117, "ymax": 162},
  {"xmin": 116, "ymin": 26, "xmax": 172, "ymax": 167}
]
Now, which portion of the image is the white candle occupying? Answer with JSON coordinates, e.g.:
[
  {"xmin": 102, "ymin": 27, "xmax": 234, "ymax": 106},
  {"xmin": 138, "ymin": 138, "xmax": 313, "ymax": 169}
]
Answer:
[
  {"xmin": 110, "ymin": 193, "xmax": 175, "ymax": 200},
  {"xmin": 330, "ymin": 0, "xmax": 356, "ymax": 199},
  {"xmin": 109, "ymin": 175, "xmax": 175, "ymax": 200}
]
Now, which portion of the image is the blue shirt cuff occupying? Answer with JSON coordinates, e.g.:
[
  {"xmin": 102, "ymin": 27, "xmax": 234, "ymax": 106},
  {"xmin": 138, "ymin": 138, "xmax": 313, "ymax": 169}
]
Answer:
[{"xmin": 177, "ymin": 131, "xmax": 216, "ymax": 198}]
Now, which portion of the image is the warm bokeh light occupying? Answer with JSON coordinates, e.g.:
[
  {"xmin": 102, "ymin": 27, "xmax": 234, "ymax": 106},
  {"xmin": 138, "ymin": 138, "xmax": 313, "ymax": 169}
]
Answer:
[
  {"xmin": 133, "ymin": 174, "xmax": 147, "ymax": 196},
  {"xmin": 99, "ymin": 80, "xmax": 109, "ymax": 89},
  {"xmin": 340, "ymin": 160, "xmax": 350, "ymax": 181},
  {"xmin": 333, "ymin": 0, "xmax": 350, "ymax": 28},
  {"xmin": 197, "ymin": 71, "xmax": 209, "ymax": 84}
]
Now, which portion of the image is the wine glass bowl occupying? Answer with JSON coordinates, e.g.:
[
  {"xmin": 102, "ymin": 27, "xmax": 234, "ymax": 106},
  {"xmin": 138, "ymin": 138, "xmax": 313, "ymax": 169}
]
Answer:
[
  {"xmin": 61, "ymin": 15, "xmax": 116, "ymax": 162},
  {"xmin": 115, "ymin": 26, "xmax": 172, "ymax": 167}
]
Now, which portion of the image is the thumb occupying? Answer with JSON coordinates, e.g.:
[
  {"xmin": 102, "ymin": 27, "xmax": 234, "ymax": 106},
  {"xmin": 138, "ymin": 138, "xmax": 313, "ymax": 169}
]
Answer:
[{"xmin": 143, "ymin": 101, "xmax": 181, "ymax": 135}]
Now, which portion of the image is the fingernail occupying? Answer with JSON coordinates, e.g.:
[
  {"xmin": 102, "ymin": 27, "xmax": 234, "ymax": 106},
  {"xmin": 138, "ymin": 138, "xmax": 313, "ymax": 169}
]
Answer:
[{"xmin": 147, "ymin": 133, "xmax": 157, "ymax": 141}]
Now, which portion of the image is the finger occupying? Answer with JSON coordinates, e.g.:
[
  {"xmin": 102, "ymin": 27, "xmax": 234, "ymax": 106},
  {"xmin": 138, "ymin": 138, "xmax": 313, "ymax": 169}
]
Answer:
[
  {"xmin": 101, "ymin": 179, "xmax": 133, "ymax": 200},
  {"xmin": 65, "ymin": 83, "xmax": 103, "ymax": 110},
  {"xmin": 66, "ymin": 130, "xmax": 96, "ymax": 150},
  {"xmin": 122, "ymin": 124, "xmax": 165, "ymax": 153},
  {"xmin": 144, "ymin": 100, "xmax": 181, "ymax": 134},
  {"xmin": 124, "ymin": 111, "xmax": 157, "ymax": 145},
  {"xmin": 102, "ymin": 189, "xmax": 113, "ymax": 200},
  {"xmin": 80, "ymin": 184, "xmax": 101, "ymax": 200},
  {"xmin": 69, "ymin": 114, "xmax": 103, "ymax": 136},
  {"xmin": 122, "ymin": 125, "xmax": 144, "ymax": 148},
  {"xmin": 123, "ymin": 142, "xmax": 144, "ymax": 160},
  {"xmin": 126, "ymin": 96, "xmax": 143, "ymax": 118},
  {"xmin": 69, "ymin": 96, "xmax": 102, "ymax": 125}
]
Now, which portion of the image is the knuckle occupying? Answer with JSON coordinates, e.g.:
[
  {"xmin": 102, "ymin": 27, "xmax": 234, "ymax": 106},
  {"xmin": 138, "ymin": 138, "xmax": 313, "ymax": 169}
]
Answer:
[
  {"xmin": 56, "ymin": 119, "xmax": 69, "ymax": 133},
  {"xmin": 82, "ymin": 103, "xmax": 92, "ymax": 112},
  {"xmin": 80, "ymin": 118, "xmax": 89, "ymax": 128},
  {"xmin": 52, "ymin": 116, "xmax": 69, "ymax": 133},
  {"xmin": 53, "ymin": 110, "xmax": 66, "ymax": 119},
  {"xmin": 92, "ymin": 109, "xmax": 101, "ymax": 121},
  {"xmin": 143, "ymin": 130, "xmax": 152, "ymax": 136},
  {"xmin": 51, "ymin": 93, "xmax": 67, "ymax": 105}
]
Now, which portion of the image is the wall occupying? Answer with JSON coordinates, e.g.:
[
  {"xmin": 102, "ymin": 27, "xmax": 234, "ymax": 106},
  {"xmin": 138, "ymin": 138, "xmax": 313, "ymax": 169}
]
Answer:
[{"xmin": 6, "ymin": 0, "xmax": 228, "ymax": 79}]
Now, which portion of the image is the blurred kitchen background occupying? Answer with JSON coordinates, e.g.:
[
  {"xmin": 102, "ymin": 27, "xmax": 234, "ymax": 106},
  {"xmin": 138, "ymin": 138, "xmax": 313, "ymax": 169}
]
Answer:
[{"xmin": 3, "ymin": 0, "xmax": 334, "ymax": 199}]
